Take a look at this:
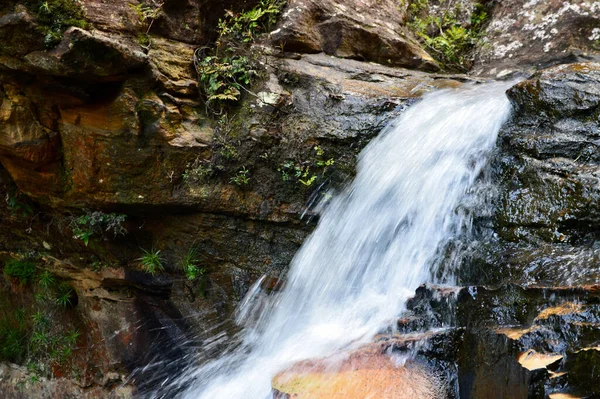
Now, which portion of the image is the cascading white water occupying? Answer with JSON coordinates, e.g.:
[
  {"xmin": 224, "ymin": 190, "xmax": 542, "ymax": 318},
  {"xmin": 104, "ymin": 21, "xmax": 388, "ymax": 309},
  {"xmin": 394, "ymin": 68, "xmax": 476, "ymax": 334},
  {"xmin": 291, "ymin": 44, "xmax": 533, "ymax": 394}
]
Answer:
[{"xmin": 182, "ymin": 82, "xmax": 513, "ymax": 398}]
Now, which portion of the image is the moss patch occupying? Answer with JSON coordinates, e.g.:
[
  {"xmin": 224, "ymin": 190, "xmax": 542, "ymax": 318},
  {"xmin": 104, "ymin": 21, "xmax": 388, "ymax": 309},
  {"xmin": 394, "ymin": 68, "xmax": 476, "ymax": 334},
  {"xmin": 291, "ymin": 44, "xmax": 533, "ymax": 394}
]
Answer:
[{"xmin": 23, "ymin": 0, "xmax": 89, "ymax": 47}]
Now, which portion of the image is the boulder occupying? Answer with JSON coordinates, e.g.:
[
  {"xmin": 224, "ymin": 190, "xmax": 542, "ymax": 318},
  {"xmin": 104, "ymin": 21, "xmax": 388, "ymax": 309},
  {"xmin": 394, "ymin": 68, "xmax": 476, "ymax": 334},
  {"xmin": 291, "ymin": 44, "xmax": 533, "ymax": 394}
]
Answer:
[
  {"xmin": 473, "ymin": 0, "xmax": 600, "ymax": 77},
  {"xmin": 270, "ymin": 0, "xmax": 438, "ymax": 70}
]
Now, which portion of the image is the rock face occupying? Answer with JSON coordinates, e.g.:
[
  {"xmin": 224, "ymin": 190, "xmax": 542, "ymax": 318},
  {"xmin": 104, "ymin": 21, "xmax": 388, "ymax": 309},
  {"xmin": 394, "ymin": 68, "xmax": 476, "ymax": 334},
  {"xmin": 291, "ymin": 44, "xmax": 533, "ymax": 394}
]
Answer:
[
  {"xmin": 473, "ymin": 0, "xmax": 600, "ymax": 77},
  {"xmin": 459, "ymin": 63, "xmax": 600, "ymax": 288},
  {"xmin": 447, "ymin": 63, "xmax": 600, "ymax": 398}
]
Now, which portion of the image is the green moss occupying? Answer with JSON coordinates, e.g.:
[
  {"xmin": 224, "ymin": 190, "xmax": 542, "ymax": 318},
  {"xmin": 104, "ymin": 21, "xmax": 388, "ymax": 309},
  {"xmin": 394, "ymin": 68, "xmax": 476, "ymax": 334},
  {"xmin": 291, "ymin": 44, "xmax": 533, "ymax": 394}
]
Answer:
[
  {"xmin": 24, "ymin": 0, "xmax": 89, "ymax": 48},
  {"xmin": 3, "ymin": 259, "xmax": 38, "ymax": 285}
]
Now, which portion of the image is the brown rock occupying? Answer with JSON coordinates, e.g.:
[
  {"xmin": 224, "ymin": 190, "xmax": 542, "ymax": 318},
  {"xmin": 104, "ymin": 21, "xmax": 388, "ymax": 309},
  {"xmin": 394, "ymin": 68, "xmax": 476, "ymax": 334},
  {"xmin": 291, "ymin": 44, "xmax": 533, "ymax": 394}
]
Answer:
[
  {"xmin": 271, "ymin": 0, "xmax": 438, "ymax": 70},
  {"xmin": 23, "ymin": 28, "xmax": 147, "ymax": 80},
  {"xmin": 148, "ymin": 36, "xmax": 198, "ymax": 96}
]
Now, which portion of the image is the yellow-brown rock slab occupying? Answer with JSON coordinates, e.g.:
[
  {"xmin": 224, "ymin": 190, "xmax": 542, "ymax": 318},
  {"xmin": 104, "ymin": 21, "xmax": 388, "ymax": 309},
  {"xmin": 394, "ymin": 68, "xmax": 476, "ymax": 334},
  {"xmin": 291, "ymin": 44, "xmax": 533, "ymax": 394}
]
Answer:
[
  {"xmin": 496, "ymin": 326, "xmax": 539, "ymax": 340},
  {"xmin": 536, "ymin": 302, "xmax": 584, "ymax": 321},
  {"xmin": 518, "ymin": 349, "xmax": 563, "ymax": 371},
  {"xmin": 548, "ymin": 394, "xmax": 585, "ymax": 399},
  {"xmin": 272, "ymin": 347, "xmax": 443, "ymax": 399}
]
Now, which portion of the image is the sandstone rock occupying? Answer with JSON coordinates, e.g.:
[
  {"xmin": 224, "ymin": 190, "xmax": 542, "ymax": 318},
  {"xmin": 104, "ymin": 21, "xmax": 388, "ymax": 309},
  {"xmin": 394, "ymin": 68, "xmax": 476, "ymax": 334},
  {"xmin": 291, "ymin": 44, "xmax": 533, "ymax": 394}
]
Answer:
[
  {"xmin": 473, "ymin": 0, "xmax": 600, "ymax": 77},
  {"xmin": 148, "ymin": 36, "xmax": 198, "ymax": 96},
  {"xmin": 271, "ymin": 0, "xmax": 438, "ymax": 70}
]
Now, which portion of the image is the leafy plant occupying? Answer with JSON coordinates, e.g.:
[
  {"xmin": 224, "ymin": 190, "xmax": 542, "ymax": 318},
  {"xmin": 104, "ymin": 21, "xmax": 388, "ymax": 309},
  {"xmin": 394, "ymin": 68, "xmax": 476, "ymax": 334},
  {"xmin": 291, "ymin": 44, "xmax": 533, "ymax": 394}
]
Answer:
[
  {"xmin": 3, "ymin": 259, "xmax": 38, "ymax": 285},
  {"xmin": 31, "ymin": 311, "xmax": 48, "ymax": 328},
  {"xmin": 0, "ymin": 308, "xmax": 27, "ymax": 362},
  {"xmin": 182, "ymin": 248, "xmax": 205, "ymax": 281},
  {"xmin": 138, "ymin": 247, "xmax": 165, "ymax": 275},
  {"xmin": 183, "ymin": 158, "xmax": 213, "ymax": 185},
  {"xmin": 230, "ymin": 167, "xmax": 250, "ymax": 186},
  {"xmin": 217, "ymin": 0, "xmax": 286, "ymax": 43},
  {"xmin": 404, "ymin": 0, "xmax": 489, "ymax": 71},
  {"xmin": 69, "ymin": 211, "xmax": 127, "ymax": 246},
  {"xmin": 196, "ymin": 51, "xmax": 255, "ymax": 113}
]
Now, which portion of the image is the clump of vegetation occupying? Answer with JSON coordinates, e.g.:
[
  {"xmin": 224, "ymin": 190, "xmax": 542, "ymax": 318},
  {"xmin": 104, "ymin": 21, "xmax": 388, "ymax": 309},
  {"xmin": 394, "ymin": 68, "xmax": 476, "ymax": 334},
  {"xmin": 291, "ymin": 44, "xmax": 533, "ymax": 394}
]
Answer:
[
  {"xmin": 402, "ymin": 0, "xmax": 490, "ymax": 71},
  {"xmin": 5, "ymin": 190, "xmax": 34, "ymax": 217},
  {"xmin": 194, "ymin": 0, "xmax": 286, "ymax": 114},
  {"xmin": 278, "ymin": 146, "xmax": 335, "ymax": 188},
  {"xmin": 182, "ymin": 248, "xmax": 205, "ymax": 281},
  {"xmin": 24, "ymin": 0, "xmax": 89, "ymax": 47},
  {"xmin": 3, "ymin": 259, "xmax": 38, "ymax": 286},
  {"xmin": 230, "ymin": 166, "xmax": 250, "ymax": 186},
  {"xmin": 1, "ymin": 257, "xmax": 80, "ymax": 373},
  {"xmin": 138, "ymin": 247, "xmax": 164, "ymax": 275},
  {"xmin": 69, "ymin": 211, "xmax": 127, "ymax": 246},
  {"xmin": 0, "ymin": 305, "xmax": 81, "ymax": 370},
  {"xmin": 182, "ymin": 157, "xmax": 213, "ymax": 186},
  {"xmin": 216, "ymin": 0, "xmax": 285, "ymax": 43}
]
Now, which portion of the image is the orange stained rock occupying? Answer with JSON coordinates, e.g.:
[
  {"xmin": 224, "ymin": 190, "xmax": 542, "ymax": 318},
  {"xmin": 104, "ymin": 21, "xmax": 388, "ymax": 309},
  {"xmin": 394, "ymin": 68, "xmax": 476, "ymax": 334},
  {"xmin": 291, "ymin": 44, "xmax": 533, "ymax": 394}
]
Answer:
[{"xmin": 272, "ymin": 348, "xmax": 444, "ymax": 399}]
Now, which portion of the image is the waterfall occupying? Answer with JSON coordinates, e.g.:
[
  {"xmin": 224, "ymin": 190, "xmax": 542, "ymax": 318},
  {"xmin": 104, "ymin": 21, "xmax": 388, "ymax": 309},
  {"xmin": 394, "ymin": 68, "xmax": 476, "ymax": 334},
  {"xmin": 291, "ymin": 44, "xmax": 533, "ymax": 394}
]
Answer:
[{"xmin": 181, "ymin": 82, "xmax": 514, "ymax": 398}]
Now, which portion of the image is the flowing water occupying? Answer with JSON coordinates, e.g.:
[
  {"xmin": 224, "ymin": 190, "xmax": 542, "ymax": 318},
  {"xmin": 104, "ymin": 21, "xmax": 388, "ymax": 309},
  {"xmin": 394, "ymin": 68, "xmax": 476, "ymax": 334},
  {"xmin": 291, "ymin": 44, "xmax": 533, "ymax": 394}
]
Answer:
[{"xmin": 181, "ymin": 82, "xmax": 514, "ymax": 398}]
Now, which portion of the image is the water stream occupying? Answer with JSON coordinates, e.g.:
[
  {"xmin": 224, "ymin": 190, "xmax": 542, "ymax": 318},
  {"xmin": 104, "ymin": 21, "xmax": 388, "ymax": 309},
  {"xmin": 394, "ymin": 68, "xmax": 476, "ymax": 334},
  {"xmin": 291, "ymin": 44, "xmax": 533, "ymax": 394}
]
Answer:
[{"xmin": 181, "ymin": 82, "xmax": 514, "ymax": 398}]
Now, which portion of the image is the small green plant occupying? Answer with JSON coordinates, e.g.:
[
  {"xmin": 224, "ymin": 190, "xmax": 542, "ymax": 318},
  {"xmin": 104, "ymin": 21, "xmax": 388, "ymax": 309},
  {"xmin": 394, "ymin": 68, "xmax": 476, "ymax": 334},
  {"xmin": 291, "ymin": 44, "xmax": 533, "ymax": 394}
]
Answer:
[
  {"xmin": 0, "ymin": 308, "xmax": 27, "ymax": 362},
  {"xmin": 183, "ymin": 158, "xmax": 213, "ymax": 185},
  {"xmin": 55, "ymin": 284, "xmax": 74, "ymax": 308},
  {"xmin": 196, "ymin": 51, "xmax": 255, "ymax": 113},
  {"xmin": 5, "ymin": 191, "xmax": 34, "ymax": 217},
  {"xmin": 64, "ymin": 329, "xmax": 81, "ymax": 346},
  {"xmin": 31, "ymin": 311, "xmax": 48, "ymax": 328},
  {"xmin": 138, "ymin": 247, "xmax": 165, "ymax": 275},
  {"xmin": 129, "ymin": 1, "xmax": 164, "ymax": 49},
  {"xmin": 278, "ymin": 146, "xmax": 335, "ymax": 187},
  {"xmin": 69, "ymin": 211, "xmax": 127, "ymax": 246},
  {"xmin": 37, "ymin": 270, "xmax": 55, "ymax": 290},
  {"xmin": 182, "ymin": 248, "xmax": 205, "ymax": 281},
  {"xmin": 3, "ymin": 259, "xmax": 38, "ymax": 285},
  {"xmin": 404, "ymin": 0, "xmax": 489, "ymax": 71},
  {"xmin": 230, "ymin": 167, "xmax": 250, "ymax": 186}
]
